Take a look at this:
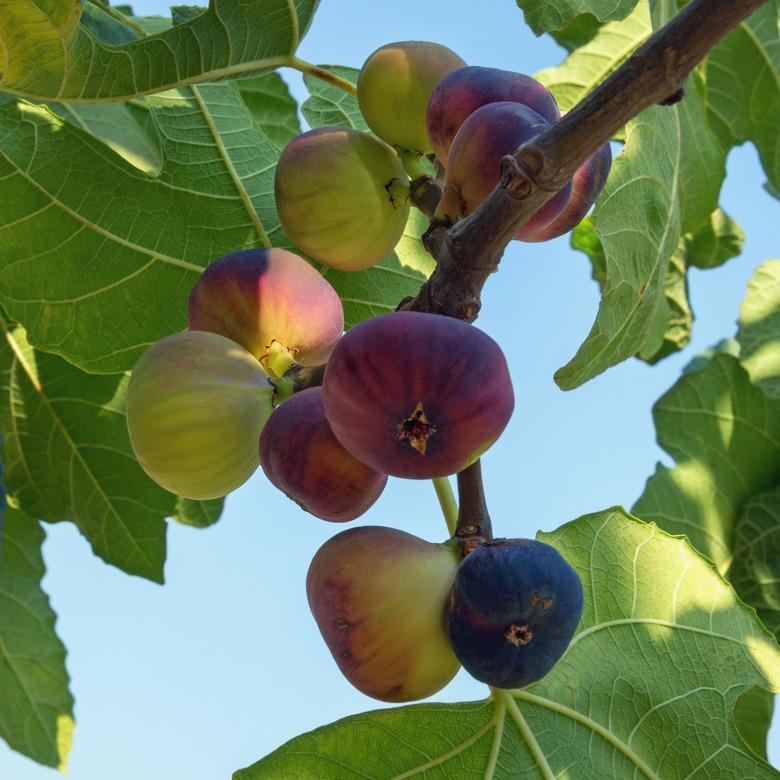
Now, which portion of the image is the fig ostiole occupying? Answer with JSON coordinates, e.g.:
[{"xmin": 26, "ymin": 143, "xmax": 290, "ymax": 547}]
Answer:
[
  {"xmin": 445, "ymin": 538, "xmax": 584, "ymax": 689},
  {"xmin": 187, "ymin": 247, "xmax": 344, "ymax": 375},
  {"xmin": 126, "ymin": 330, "xmax": 275, "ymax": 500},
  {"xmin": 306, "ymin": 525, "xmax": 462, "ymax": 702},
  {"xmin": 259, "ymin": 387, "xmax": 387, "ymax": 523},
  {"xmin": 357, "ymin": 40, "xmax": 466, "ymax": 159},
  {"xmin": 274, "ymin": 127, "xmax": 411, "ymax": 272},
  {"xmin": 321, "ymin": 311, "xmax": 514, "ymax": 479}
]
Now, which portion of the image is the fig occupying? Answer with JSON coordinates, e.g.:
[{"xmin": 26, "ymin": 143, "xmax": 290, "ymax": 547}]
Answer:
[
  {"xmin": 274, "ymin": 126, "xmax": 411, "ymax": 272},
  {"xmin": 426, "ymin": 65, "xmax": 561, "ymax": 167},
  {"xmin": 357, "ymin": 40, "xmax": 466, "ymax": 159},
  {"xmin": 523, "ymin": 140, "xmax": 613, "ymax": 243},
  {"xmin": 187, "ymin": 247, "xmax": 344, "ymax": 376},
  {"xmin": 306, "ymin": 525, "xmax": 462, "ymax": 702},
  {"xmin": 259, "ymin": 387, "xmax": 387, "ymax": 522},
  {"xmin": 445, "ymin": 538, "xmax": 584, "ymax": 689},
  {"xmin": 126, "ymin": 330, "xmax": 275, "ymax": 500},
  {"xmin": 321, "ymin": 311, "xmax": 514, "ymax": 479},
  {"xmin": 434, "ymin": 101, "xmax": 573, "ymax": 240}
]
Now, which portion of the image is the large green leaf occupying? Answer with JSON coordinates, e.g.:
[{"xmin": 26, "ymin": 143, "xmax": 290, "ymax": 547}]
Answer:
[
  {"xmin": 632, "ymin": 351, "xmax": 780, "ymax": 572},
  {"xmin": 515, "ymin": 0, "xmax": 639, "ymax": 36},
  {"xmin": 738, "ymin": 259, "xmax": 780, "ymax": 398},
  {"xmin": 0, "ymin": 507, "xmax": 74, "ymax": 769},
  {"xmin": 235, "ymin": 508, "xmax": 780, "ymax": 779},
  {"xmin": 705, "ymin": 0, "xmax": 780, "ymax": 197},
  {"xmin": 0, "ymin": 316, "xmax": 171, "ymax": 582},
  {"xmin": 301, "ymin": 67, "xmax": 366, "ymax": 131},
  {"xmin": 0, "ymin": 0, "xmax": 319, "ymax": 102}
]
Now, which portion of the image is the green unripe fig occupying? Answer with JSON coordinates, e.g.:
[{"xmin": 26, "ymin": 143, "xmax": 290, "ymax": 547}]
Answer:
[
  {"xmin": 274, "ymin": 126, "xmax": 411, "ymax": 272},
  {"xmin": 307, "ymin": 526, "xmax": 462, "ymax": 702},
  {"xmin": 357, "ymin": 40, "xmax": 466, "ymax": 159},
  {"xmin": 126, "ymin": 330, "xmax": 275, "ymax": 500}
]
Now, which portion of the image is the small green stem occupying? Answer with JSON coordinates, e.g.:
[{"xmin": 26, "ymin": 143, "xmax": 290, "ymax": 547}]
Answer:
[
  {"xmin": 286, "ymin": 56, "xmax": 358, "ymax": 97},
  {"xmin": 432, "ymin": 477, "xmax": 458, "ymax": 536}
]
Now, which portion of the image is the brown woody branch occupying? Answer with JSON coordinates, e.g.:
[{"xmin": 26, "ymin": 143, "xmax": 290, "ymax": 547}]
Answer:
[{"xmin": 398, "ymin": 0, "xmax": 771, "ymax": 323}]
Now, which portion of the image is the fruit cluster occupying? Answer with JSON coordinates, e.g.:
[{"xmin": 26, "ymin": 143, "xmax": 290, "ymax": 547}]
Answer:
[{"xmin": 126, "ymin": 40, "xmax": 595, "ymax": 703}]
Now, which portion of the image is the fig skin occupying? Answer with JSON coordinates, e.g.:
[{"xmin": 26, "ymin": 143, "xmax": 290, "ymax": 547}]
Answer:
[
  {"xmin": 357, "ymin": 40, "xmax": 466, "ymax": 157},
  {"xmin": 434, "ymin": 101, "xmax": 573, "ymax": 240},
  {"xmin": 187, "ymin": 247, "xmax": 344, "ymax": 375},
  {"xmin": 274, "ymin": 126, "xmax": 411, "ymax": 272},
  {"xmin": 445, "ymin": 538, "xmax": 584, "ymax": 690},
  {"xmin": 523, "ymin": 140, "xmax": 613, "ymax": 243},
  {"xmin": 259, "ymin": 387, "xmax": 387, "ymax": 522},
  {"xmin": 306, "ymin": 525, "xmax": 462, "ymax": 702},
  {"xmin": 426, "ymin": 65, "xmax": 561, "ymax": 167},
  {"xmin": 321, "ymin": 311, "xmax": 514, "ymax": 480},
  {"xmin": 126, "ymin": 330, "xmax": 275, "ymax": 500}
]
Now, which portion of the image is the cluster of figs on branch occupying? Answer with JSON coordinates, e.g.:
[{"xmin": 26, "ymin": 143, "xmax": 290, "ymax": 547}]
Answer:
[{"xmin": 126, "ymin": 41, "xmax": 604, "ymax": 700}]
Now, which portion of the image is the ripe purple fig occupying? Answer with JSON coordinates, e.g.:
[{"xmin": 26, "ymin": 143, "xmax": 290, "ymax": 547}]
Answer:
[
  {"xmin": 321, "ymin": 311, "xmax": 514, "ymax": 479},
  {"xmin": 307, "ymin": 525, "xmax": 462, "ymax": 702},
  {"xmin": 187, "ymin": 248, "xmax": 344, "ymax": 376},
  {"xmin": 259, "ymin": 387, "xmax": 387, "ymax": 522},
  {"xmin": 274, "ymin": 126, "xmax": 410, "ymax": 272},
  {"xmin": 126, "ymin": 331, "xmax": 275, "ymax": 500},
  {"xmin": 445, "ymin": 538, "xmax": 584, "ymax": 689},
  {"xmin": 522, "ymin": 140, "xmax": 613, "ymax": 243},
  {"xmin": 426, "ymin": 65, "xmax": 561, "ymax": 167},
  {"xmin": 357, "ymin": 40, "xmax": 466, "ymax": 158},
  {"xmin": 434, "ymin": 101, "xmax": 572, "ymax": 240}
]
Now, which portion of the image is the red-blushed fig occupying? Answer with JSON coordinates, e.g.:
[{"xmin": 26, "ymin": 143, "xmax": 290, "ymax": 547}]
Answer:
[
  {"xmin": 357, "ymin": 40, "xmax": 466, "ymax": 159},
  {"xmin": 445, "ymin": 538, "xmax": 584, "ymax": 689},
  {"xmin": 321, "ymin": 311, "xmax": 514, "ymax": 479},
  {"xmin": 434, "ymin": 101, "xmax": 572, "ymax": 240},
  {"xmin": 126, "ymin": 330, "xmax": 275, "ymax": 500},
  {"xmin": 426, "ymin": 65, "xmax": 561, "ymax": 167},
  {"xmin": 259, "ymin": 386, "xmax": 387, "ymax": 522},
  {"xmin": 274, "ymin": 126, "xmax": 410, "ymax": 272},
  {"xmin": 522, "ymin": 140, "xmax": 613, "ymax": 243},
  {"xmin": 187, "ymin": 247, "xmax": 344, "ymax": 376},
  {"xmin": 306, "ymin": 525, "xmax": 462, "ymax": 702}
]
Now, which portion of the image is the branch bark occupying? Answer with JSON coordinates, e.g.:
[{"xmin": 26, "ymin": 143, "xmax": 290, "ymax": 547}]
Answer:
[{"xmin": 398, "ymin": 0, "xmax": 771, "ymax": 322}]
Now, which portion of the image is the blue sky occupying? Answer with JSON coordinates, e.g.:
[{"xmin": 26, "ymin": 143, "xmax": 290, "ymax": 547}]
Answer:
[{"xmin": 1, "ymin": 0, "xmax": 778, "ymax": 777}]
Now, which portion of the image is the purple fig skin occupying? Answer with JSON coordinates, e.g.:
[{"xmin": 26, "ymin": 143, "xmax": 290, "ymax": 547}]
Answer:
[
  {"xmin": 357, "ymin": 40, "xmax": 467, "ymax": 156},
  {"xmin": 187, "ymin": 248, "xmax": 344, "ymax": 373},
  {"xmin": 435, "ymin": 101, "xmax": 572, "ymax": 240},
  {"xmin": 522, "ymin": 140, "xmax": 613, "ymax": 243},
  {"xmin": 445, "ymin": 538, "xmax": 584, "ymax": 689},
  {"xmin": 306, "ymin": 525, "xmax": 462, "ymax": 702},
  {"xmin": 426, "ymin": 65, "xmax": 561, "ymax": 167},
  {"xmin": 259, "ymin": 387, "xmax": 387, "ymax": 522},
  {"xmin": 321, "ymin": 311, "xmax": 514, "ymax": 479},
  {"xmin": 274, "ymin": 126, "xmax": 410, "ymax": 272}
]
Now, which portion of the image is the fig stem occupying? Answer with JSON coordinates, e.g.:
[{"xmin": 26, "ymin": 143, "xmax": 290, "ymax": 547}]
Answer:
[
  {"xmin": 283, "ymin": 362, "xmax": 326, "ymax": 392},
  {"xmin": 287, "ymin": 57, "xmax": 358, "ymax": 97},
  {"xmin": 454, "ymin": 459, "xmax": 493, "ymax": 553},
  {"xmin": 432, "ymin": 477, "xmax": 458, "ymax": 536}
]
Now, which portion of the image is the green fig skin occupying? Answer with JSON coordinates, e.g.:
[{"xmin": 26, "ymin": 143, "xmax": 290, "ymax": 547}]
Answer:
[
  {"xmin": 259, "ymin": 387, "xmax": 387, "ymax": 522},
  {"xmin": 126, "ymin": 330, "xmax": 275, "ymax": 500},
  {"xmin": 274, "ymin": 127, "xmax": 411, "ymax": 272},
  {"xmin": 307, "ymin": 526, "xmax": 462, "ymax": 702},
  {"xmin": 187, "ymin": 248, "xmax": 344, "ymax": 374},
  {"xmin": 357, "ymin": 40, "xmax": 466, "ymax": 157}
]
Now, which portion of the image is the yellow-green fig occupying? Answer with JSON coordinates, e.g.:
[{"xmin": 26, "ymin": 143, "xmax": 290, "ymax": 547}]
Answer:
[
  {"xmin": 274, "ymin": 126, "xmax": 410, "ymax": 272},
  {"xmin": 126, "ymin": 330, "xmax": 275, "ymax": 500},
  {"xmin": 357, "ymin": 40, "xmax": 466, "ymax": 158},
  {"xmin": 307, "ymin": 525, "xmax": 462, "ymax": 702}
]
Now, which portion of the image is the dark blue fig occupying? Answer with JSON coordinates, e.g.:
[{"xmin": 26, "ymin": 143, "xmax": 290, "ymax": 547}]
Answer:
[{"xmin": 445, "ymin": 538, "xmax": 583, "ymax": 689}]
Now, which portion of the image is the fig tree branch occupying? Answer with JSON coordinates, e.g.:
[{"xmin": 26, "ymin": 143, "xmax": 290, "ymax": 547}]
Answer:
[{"xmin": 399, "ymin": 0, "xmax": 772, "ymax": 322}]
